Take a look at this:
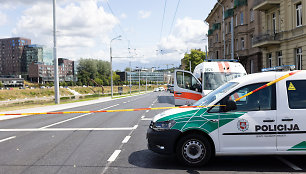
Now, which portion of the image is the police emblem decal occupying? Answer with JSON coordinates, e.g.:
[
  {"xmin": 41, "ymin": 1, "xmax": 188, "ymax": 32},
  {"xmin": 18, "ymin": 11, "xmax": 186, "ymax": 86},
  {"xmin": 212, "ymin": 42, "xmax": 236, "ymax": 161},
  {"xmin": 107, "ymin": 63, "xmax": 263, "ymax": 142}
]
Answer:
[{"xmin": 237, "ymin": 119, "xmax": 249, "ymax": 132}]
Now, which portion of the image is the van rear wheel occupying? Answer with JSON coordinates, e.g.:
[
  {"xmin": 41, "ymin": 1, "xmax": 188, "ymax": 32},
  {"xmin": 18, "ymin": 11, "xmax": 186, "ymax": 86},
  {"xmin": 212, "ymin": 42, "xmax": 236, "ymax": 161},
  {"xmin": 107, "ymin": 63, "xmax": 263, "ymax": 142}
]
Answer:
[{"xmin": 176, "ymin": 134, "xmax": 212, "ymax": 167}]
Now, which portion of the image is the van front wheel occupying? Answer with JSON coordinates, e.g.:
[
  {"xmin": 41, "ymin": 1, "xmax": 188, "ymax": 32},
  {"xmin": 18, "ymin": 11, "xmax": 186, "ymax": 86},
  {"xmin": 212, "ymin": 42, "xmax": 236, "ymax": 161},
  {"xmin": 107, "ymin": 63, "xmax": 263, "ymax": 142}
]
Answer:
[{"xmin": 176, "ymin": 134, "xmax": 212, "ymax": 166}]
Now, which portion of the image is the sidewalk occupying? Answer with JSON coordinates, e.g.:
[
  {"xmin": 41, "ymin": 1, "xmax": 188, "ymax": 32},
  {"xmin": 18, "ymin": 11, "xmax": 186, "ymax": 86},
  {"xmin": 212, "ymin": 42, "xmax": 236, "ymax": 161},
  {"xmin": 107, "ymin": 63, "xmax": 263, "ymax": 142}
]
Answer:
[{"xmin": 0, "ymin": 92, "xmax": 149, "ymax": 121}]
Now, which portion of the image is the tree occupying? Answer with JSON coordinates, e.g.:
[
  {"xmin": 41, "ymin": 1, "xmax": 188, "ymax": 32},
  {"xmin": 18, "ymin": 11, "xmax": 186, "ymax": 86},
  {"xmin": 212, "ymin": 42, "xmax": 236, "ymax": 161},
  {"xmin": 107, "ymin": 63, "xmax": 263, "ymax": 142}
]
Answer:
[
  {"xmin": 182, "ymin": 49, "xmax": 206, "ymax": 72},
  {"xmin": 0, "ymin": 82, "xmax": 3, "ymax": 88},
  {"xmin": 77, "ymin": 58, "xmax": 111, "ymax": 86},
  {"xmin": 124, "ymin": 67, "xmax": 131, "ymax": 72}
]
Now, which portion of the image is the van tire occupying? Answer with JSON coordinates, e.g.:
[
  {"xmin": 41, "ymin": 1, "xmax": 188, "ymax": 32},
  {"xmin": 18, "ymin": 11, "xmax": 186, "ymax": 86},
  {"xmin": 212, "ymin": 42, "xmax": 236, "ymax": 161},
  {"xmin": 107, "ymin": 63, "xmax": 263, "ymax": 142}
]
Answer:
[{"xmin": 176, "ymin": 134, "xmax": 212, "ymax": 167}]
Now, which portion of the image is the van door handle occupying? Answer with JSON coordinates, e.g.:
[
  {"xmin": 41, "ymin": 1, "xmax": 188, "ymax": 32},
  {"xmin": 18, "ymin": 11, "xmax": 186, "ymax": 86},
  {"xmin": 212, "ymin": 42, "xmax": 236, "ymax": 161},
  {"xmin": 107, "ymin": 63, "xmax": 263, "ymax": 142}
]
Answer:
[
  {"xmin": 282, "ymin": 118, "xmax": 293, "ymax": 121},
  {"xmin": 263, "ymin": 119, "xmax": 275, "ymax": 122},
  {"xmin": 175, "ymin": 92, "xmax": 182, "ymax": 95}
]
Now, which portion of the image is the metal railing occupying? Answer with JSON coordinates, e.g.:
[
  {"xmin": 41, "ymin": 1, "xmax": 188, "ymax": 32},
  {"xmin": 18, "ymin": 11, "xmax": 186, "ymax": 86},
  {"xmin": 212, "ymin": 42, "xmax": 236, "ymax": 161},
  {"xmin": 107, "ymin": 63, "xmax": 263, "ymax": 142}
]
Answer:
[{"xmin": 253, "ymin": 30, "xmax": 283, "ymax": 46}]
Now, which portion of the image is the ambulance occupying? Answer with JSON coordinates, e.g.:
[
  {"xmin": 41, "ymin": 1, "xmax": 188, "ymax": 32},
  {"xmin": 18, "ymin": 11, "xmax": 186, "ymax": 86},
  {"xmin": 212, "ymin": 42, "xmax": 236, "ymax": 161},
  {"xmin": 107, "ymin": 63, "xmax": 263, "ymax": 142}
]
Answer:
[
  {"xmin": 174, "ymin": 60, "xmax": 246, "ymax": 106},
  {"xmin": 147, "ymin": 69, "xmax": 306, "ymax": 166}
]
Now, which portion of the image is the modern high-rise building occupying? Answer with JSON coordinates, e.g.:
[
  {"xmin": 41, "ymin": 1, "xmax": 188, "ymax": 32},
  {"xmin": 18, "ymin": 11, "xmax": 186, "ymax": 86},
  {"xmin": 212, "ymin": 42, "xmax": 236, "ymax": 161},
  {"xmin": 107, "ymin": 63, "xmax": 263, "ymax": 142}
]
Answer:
[
  {"xmin": 21, "ymin": 45, "xmax": 44, "ymax": 74},
  {"xmin": 0, "ymin": 37, "xmax": 31, "ymax": 76},
  {"xmin": 206, "ymin": 0, "xmax": 263, "ymax": 73}
]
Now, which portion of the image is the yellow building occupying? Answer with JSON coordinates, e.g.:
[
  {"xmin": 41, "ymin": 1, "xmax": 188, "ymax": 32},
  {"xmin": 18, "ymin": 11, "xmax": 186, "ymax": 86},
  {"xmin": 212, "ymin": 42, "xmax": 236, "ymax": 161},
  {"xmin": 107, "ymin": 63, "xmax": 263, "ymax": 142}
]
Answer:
[{"xmin": 253, "ymin": 0, "xmax": 305, "ymax": 70}]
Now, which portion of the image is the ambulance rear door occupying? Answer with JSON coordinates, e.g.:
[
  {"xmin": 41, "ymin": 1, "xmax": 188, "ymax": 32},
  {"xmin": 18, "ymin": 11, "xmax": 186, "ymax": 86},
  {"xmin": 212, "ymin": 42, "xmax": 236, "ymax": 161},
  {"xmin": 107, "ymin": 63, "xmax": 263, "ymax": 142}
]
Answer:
[{"xmin": 174, "ymin": 70, "xmax": 203, "ymax": 106}]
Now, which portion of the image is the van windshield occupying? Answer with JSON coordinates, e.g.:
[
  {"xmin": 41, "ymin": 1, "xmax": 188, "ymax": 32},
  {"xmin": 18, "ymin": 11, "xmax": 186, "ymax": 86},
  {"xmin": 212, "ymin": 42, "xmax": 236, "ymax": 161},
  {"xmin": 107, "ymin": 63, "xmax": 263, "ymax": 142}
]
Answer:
[
  {"xmin": 204, "ymin": 72, "xmax": 245, "ymax": 90},
  {"xmin": 193, "ymin": 82, "xmax": 238, "ymax": 106}
]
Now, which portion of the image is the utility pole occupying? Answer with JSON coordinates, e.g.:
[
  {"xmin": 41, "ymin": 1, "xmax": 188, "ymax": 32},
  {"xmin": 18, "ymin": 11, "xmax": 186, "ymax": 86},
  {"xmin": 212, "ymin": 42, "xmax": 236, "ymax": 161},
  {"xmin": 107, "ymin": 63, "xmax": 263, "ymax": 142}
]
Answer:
[
  {"xmin": 110, "ymin": 35, "xmax": 121, "ymax": 99},
  {"xmin": 138, "ymin": 67, "xmax": 140, "ymax": 93},
  {"xmin": 231, "ymin": 5, "xmax": 234, "ymax": 60},
  {"xmin": 217, "ymin": 1, "xmax": 225, "ymax": 59},
  {"xmin": 53, "ymin": 0, "xmax": 60, "ymax": 104}
]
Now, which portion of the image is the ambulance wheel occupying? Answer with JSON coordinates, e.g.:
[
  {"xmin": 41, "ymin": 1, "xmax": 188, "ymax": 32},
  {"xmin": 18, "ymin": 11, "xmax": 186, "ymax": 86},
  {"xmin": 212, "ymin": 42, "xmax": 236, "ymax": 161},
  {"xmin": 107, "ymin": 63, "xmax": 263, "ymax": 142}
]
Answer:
[{"xmin": 176, "ymin": 134, "xmax": 212, "ymax": 167}]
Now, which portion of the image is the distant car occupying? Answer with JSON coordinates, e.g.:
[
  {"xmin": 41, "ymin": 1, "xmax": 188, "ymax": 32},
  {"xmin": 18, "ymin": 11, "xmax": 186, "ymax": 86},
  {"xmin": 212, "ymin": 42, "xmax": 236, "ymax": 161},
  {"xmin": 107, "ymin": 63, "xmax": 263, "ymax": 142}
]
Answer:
[
  {"xmin": 158, "ymin": 87, "xmax": 165, "ymax": 91},
  {"xmin": 40, "ymin": 86, "xmax": 45, "ymax": 89},
  {"xmin": 154, "ymin": 88, "xmax": 160, "ymax": 92},
  {"xmin": 19, "ymin": 87, "xmax": 25, "ymax": 89}
]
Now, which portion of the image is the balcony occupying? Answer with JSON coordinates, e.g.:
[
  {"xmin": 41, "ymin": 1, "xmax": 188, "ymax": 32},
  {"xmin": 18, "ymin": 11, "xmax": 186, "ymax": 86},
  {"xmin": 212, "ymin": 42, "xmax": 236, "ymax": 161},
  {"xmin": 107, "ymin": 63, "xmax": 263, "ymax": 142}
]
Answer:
[
  {"xmin": 234, "ymin": 0, "xmax": 247, "ymax": 8},
  {"xmin": 253, "ymin": 0, "xmax": 280, "ymax": 11},
  {"xmin": 252, "ymin": 31, "xmax": 283, "ymax": 48},
  {"xmin": 224, "ymin": 8, "xmax": 234, "ymax": 19}
]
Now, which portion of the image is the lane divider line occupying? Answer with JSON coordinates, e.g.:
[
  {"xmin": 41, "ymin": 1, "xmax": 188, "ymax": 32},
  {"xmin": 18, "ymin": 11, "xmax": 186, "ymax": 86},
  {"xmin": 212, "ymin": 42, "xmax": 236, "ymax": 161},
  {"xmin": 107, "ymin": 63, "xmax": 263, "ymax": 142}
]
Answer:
[
  {"xmin": 107, "ymin": 150, "xmax": 121, "ymax": 162},
  {"xmin": 0, "ymin": 128, "xmax": 135, "ymax": 132},
  {"xmin": 40, "ymin": 113, "xmax": 91, "ymax": 129},
  {"xmin": 141, "ymin": 116, "xmax": 145, "ymax": 119},
  {"xmin": 133, "ymin": 125, "xmax": 138, "ymax": 129},
  {"xmin": 122, "ymin": 136, "xmax": 131, "ymax": 144},
  {"xmin": 0, "ymin": 136, "xmax": 16, "ymax": 143},
  {"xmin": 276, "ymin": 156, "xmax": 302, "ymax": 171}
]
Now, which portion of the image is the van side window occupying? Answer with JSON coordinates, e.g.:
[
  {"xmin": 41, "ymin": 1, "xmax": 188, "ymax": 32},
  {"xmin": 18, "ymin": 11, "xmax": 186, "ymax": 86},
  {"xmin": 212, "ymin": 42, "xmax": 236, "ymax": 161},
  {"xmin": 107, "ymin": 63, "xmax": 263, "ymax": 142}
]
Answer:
[
  {"xmin": 209, "ymin": 83, "xmax": 276, "ymax": 113},
  {"xmin": 286, "ymin": 80, "xmax": 306, "ymax": 109},
  {"xmin": 176, "ymin": 71, "xmax": 202, "ymax": 92}
]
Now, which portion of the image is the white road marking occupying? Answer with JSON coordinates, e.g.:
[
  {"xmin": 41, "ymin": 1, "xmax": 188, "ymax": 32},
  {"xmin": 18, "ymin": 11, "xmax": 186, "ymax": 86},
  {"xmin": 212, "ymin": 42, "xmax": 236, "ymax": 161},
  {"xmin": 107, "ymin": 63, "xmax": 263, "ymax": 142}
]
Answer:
[
  {"xmin": 141, "ymin": 118, "xmax": 152, "ymax": 121},
  {"xmin": 0, "ymin": 136, "xmax": 16, "ymax": 143},
  {"xmin": 122, "ymin": 136, "xmax": 131, "ymax": 143},
  {"xmin": 107, "ymin": 150, "xmax": 121, "ymax": 162},
  {"xmin": 123, "ymin": 102, "xmax": 127, "ymax": 104},
  {"xmin": 276, "ymin": 156, "xmax": 302, "ymax": 171},
  {"xmin": 141, "ymin": 116, "xmax": 145, "ymax": 119},
  {"xmin": 40, "ymin": 113, "xmax": 91, "ymax": 129},
  {"xmin": 40, "ymin": 105, "xmax": 119, "ymax": 129},
  {"xmin": 133, "ymin": 125, "xmax": 138, "ymax": 129},
  {"xmin": 146, "ymin": 110, "xmax": 149, "ymax": 113},
  {"xmin": 0, "ymin": 127, "xmax": 135, "ymax": 132}
]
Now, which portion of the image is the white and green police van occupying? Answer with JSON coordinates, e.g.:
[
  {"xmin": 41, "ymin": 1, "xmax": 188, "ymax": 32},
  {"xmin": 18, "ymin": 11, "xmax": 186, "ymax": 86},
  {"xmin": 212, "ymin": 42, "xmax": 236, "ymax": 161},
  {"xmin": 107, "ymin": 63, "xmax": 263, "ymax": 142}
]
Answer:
[{"xmin": 147, "ymin": 70, "xmax": 306, "ymax": 166}]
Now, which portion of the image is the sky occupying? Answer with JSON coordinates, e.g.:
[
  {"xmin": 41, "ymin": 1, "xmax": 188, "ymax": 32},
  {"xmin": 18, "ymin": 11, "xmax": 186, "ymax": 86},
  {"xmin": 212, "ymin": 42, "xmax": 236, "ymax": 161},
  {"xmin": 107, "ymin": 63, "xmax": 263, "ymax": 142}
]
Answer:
[{"xmin": 0, "ymin": 0, "xmax": 217, "ymax": 71}]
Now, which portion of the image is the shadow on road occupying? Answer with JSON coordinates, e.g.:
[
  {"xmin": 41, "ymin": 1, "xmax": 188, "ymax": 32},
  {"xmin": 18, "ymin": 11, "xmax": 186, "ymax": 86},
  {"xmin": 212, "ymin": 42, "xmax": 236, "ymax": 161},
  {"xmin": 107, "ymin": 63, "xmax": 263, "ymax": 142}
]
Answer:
[
  {"xmin": 157, "ymin": 95, "xmax": 174, "ymax": 105},
  {"xmin": 128, "ymin": 150, "xmax": 298, "ymax": 172}
]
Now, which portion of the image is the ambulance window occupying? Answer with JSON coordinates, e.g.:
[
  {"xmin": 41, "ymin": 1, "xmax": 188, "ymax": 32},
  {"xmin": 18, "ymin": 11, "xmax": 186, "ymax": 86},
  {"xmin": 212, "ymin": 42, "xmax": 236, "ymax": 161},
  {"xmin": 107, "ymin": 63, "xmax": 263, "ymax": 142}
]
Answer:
[
  {"xmin": 176, "ymin": 71, "xmax": 202, "ymax": 92},
  {"xmin": 209, "ymin": 83, "xmax": 276, "ymax": 112},
  {"xmin": 287, "ymin": 80, "xmax": 306, "ymax": 109}
]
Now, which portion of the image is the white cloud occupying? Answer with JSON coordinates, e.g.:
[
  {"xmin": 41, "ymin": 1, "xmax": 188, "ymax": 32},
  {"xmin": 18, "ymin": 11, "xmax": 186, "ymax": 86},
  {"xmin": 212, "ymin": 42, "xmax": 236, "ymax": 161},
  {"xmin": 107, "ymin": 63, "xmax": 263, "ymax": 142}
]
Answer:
[
  {"xmin": 158, "ymin": 17, "xmax": 208, "ymax": 54},
  {"xmin": 0, "ymin": 12, "xmax": 7, "ymax": 26},
  {"xmin": 12, "ymin": 0, "xmax": 118, "ymax": 59},
  {"xmin": 120, "ymin": 13, "xmax": 127, "ymax": 19},
  {"xmin": 138, "ymin": 10, "xmax": 151, "ymax": 19}
]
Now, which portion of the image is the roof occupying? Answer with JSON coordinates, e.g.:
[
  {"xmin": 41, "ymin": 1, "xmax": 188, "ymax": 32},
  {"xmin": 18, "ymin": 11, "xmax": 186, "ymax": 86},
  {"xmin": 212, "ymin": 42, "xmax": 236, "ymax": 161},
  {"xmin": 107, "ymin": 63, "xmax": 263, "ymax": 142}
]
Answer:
[{"xmin": 231, "ymin": 70, "xmax": 306, "ymax": 86}]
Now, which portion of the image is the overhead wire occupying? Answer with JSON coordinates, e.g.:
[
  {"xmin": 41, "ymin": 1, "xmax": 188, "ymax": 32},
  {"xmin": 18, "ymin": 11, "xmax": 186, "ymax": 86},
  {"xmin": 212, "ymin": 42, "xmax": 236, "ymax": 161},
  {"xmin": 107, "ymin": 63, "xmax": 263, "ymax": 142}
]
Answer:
[
  {"xmin": 159, "ymin": 0, "xmax": 168, "ymax": 42},
  {"xmin": 168, "ymin": 0, "xmax": 181, "ymax": 36}
]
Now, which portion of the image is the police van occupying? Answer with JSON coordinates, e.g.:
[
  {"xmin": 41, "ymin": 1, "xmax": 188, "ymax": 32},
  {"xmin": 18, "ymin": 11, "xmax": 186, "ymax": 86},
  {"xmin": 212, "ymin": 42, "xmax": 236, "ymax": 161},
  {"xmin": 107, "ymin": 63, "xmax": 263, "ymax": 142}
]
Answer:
[
  {"xmin": 147, "ymin": 69, "xmax": 306, "ymax": 166},
  {"xmin": 174, "ymin": 60, "xmax": 246, "ymax": 106}
]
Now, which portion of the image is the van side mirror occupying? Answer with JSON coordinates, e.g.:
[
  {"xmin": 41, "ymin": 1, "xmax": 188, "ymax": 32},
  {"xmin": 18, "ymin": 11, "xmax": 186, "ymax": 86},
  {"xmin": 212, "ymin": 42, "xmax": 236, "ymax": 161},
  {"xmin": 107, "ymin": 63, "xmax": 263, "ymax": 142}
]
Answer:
[{"xmin": 226, "ymin": 100, "xmax": 237, "ymax": 112}]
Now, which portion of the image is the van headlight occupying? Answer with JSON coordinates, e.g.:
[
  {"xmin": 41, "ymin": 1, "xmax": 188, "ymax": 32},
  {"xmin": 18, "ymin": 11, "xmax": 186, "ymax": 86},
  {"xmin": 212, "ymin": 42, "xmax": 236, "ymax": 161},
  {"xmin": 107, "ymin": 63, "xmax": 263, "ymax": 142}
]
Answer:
[{"xmin": 150, "ymin": 120, "xmax": 176, "ymax": 131}]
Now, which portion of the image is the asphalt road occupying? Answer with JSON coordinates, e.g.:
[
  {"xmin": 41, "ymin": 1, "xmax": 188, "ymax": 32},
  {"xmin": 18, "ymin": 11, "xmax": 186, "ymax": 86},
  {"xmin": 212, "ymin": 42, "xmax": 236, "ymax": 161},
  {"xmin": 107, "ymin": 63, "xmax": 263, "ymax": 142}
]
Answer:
[{"xmin": 0, "ymin": 91, "xmax": 306, "ymax": 174}]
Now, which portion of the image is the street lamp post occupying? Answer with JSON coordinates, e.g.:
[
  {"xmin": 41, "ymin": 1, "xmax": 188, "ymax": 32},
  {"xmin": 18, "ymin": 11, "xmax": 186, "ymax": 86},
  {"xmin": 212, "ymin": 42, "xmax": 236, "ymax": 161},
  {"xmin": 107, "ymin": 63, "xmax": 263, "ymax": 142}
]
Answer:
[
  {"xmin": 110, "ymin": 35, "xmax": 121, "ymax": 99},
  {"xmin": 217, "ymin": 1, "xmax": 225, "ymax": 59},
  {"xmin": 53, "ymin": 0, "xmax": 60, "ymax": 104}
]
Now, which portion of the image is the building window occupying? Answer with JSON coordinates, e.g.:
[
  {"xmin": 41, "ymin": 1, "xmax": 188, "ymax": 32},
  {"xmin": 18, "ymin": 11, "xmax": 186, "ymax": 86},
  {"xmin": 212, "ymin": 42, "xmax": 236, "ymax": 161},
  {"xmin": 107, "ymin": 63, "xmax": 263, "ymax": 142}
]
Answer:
[
  {"xmin": 225, "ymin": 22, "xmax": 227, "ymax": 34},
  {"xmin": 229, "ymin": 21, "xmax": 231, "ymax": 33},
  {"xmin": 216, "ymin": 51, "xmax": 219, "ymax": 59},
  {"xmin": 267, "ymin": 53, "xmax": 272, "ymax": 68},
  {"xmin": 236, "ymin": 39, "xmax": 239, "ymax": 51},
  {"xmin": 296, "ymin": 3, "xmax": 302, "ymax": 27},
  {"xmin": 216, "ymin": 34, "xmax": 218, "ymax": 42},
  {"xmin": 250, "ymin": 9, "xmax": 254, "ymax": 22},
  {"xmin": 235, "ymin": 15, "xmax": 238, "ymax": 26},
  {"xmin": 272, "ymin": 13, "xmax": 276, "ymax": 33},
  {"xmin": 240, "ymin": 12, "xmax": 244, "ymax": 25},
  {"xmin": 241, "ymin": 38, "xmax": 245, "ymax": 50},
  {"xmin": 277, "ymin": 51, "xmax": 282, "ymax": 66},
  {"xmin": 296, "ymin": 48, "xmax": 302, "ymax": 70},
  {"xmin": 251, "ymin": 35, "xmax": 254, "ymax": 46}
]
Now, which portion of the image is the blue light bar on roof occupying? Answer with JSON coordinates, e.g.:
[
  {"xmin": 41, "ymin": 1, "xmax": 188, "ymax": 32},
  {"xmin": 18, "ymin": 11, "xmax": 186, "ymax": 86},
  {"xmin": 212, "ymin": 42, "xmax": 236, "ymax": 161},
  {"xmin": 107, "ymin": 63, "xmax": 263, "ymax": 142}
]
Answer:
[{"xmin": 261, "ymin": 65, "xmax": 295, "ymax": 72}]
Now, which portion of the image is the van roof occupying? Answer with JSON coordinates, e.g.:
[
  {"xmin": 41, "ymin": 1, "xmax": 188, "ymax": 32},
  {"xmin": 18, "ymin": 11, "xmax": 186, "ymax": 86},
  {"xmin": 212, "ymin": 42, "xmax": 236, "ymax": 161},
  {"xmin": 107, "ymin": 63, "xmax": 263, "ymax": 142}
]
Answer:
[{"xmin": 231, "ymin": 70, "xmax": 306, "ymax": 86}]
